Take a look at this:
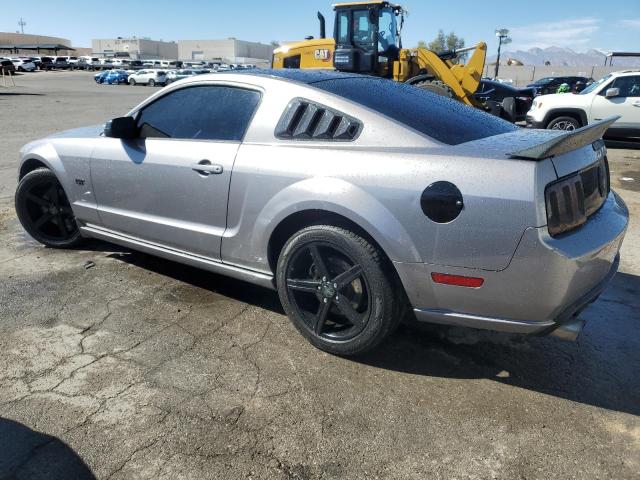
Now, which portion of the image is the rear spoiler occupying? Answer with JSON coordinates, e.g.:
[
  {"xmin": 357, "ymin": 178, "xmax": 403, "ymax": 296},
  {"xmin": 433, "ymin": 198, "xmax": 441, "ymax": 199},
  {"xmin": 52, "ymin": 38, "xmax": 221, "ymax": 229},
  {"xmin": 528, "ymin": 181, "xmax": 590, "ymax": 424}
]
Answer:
[{"xmin": 508, "ymin": 116, "xmax": 620, "ymax": 160}]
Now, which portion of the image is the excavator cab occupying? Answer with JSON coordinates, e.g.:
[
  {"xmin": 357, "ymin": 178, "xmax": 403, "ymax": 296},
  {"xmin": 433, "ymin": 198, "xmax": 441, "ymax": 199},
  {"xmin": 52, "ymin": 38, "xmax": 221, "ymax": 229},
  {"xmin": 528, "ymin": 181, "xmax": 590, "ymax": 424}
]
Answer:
[{"xmin": 332, "ymin": 1, "xmax": 403, "ymax": 76}]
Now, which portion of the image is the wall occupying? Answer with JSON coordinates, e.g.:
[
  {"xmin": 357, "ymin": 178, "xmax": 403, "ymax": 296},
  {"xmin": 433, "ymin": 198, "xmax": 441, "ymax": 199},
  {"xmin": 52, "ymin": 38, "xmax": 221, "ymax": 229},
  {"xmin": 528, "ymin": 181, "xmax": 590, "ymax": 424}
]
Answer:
[
  {"xmin": 177, "ymin": 39, "xmax": 273, "ymax": 63},
  {"xmin": 484, "ymin": 65, "xmax": 626, "ymax": 86},
  {"xmin": 92, "ymin": 38, "xmax": 178, "ymax": 59}
]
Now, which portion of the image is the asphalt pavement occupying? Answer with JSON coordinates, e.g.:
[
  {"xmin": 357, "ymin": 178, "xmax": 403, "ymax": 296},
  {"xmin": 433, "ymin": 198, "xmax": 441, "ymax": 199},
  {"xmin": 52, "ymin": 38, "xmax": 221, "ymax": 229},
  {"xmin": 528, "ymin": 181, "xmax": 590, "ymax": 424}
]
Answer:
[{"xmin": 0, "ymin": 71, "xmax": 639, "ymax": 479}]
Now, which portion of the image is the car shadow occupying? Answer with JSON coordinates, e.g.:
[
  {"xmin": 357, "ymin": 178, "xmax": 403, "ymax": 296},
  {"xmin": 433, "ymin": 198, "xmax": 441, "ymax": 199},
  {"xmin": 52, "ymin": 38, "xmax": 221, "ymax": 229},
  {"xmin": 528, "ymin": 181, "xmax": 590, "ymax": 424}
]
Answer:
[
  {"xmin": 0, "ymin": 418, "xmax": 96, "ymax": 479},
  {"xmin": 103, "ymin": 245, "xmax": 640, "ymax": 417}
]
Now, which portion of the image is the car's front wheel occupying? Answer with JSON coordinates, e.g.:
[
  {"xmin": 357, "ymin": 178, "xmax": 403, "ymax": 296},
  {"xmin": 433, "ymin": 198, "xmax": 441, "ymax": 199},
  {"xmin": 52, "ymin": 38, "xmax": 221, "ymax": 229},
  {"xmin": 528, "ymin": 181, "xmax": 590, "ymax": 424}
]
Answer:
[
  {"xmin": 129, "ymin": 78, "xmax": 136, "ymax": 86},
  {"xmin": 546, "ymin": 115, "xmax": 580, "ymax": 131},
  {"xmin": 15, "ymin": 168, "xmax": 83, "ymax": 248},
  {"xmin": 276, "ymin": 225, "xmax": 402, "ymax": 356}
]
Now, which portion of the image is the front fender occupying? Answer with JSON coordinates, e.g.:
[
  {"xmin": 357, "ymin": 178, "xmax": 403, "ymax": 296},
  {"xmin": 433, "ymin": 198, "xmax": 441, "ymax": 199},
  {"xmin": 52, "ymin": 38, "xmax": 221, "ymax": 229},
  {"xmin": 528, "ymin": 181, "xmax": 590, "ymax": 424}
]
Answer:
[
  {"xmin": 247, "ymin": 177, "xmax": 423, "ymax": 270},
  {"xmin": 19, "ymin": 141, "xmax": 68, "ymax": 187}
]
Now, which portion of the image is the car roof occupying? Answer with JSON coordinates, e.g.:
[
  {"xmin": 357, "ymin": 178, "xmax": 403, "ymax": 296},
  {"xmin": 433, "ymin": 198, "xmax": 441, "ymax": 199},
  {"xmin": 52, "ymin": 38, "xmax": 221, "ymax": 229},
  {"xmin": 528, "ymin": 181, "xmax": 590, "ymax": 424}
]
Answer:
[{"xmin": 611, "ymin": 69, "xmax": 640, "ymax": 76}]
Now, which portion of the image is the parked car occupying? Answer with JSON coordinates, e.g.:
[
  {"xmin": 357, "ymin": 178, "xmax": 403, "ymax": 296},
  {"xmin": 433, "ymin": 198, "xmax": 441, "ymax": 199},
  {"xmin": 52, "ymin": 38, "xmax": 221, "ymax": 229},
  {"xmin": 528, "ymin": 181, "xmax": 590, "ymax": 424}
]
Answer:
[
  {"xmin": 526, "ymin": 70, "xmax": 640, "ymax": 139},
  {"xmin": 165, "ymin": 69, "xmax": 209, "ymax": 84},
  {"xmin": 0, "ymin": 58, "xmax": 16, "ymax": 74},
  {"xmin": 13, "ymin": 70, "xmax": 628, "ymax": 355},
  {"xmin": 527, "ymin": 76, "xmax": 591, "ymax": 95},
  {"xmin": 79, "ymin": 56, "xmax": 102, "ymax": 70},
  {"xmin": 128, "ymin": 69, "xmax": 167, "ymax": 86},
  {"xmin": 43, "ymin": 57, "xmax": 74, "ymax": 70},
  {"xmin": 474, "ymin": 79, "xmax": 536, "ymax": 123},
  {"xmin": 10, "ymin": 58, "xmax": 36, "ymax": 72},
  {"xmin": 94, "ymin": 69, "xmax": 129, "ymax": 85}
]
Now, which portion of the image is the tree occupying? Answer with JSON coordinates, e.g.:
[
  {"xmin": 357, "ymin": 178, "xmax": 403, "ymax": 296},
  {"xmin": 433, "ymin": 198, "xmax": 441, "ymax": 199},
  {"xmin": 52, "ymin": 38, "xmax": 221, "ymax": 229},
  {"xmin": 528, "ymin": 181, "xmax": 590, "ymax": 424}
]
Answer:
[
  {"xmin": 270, "ymin": 40, "xmax": 280, "ymax": 48},
  {"xmin": 424, "ymin": 30, "xmax": 466, "ymax": 63}
]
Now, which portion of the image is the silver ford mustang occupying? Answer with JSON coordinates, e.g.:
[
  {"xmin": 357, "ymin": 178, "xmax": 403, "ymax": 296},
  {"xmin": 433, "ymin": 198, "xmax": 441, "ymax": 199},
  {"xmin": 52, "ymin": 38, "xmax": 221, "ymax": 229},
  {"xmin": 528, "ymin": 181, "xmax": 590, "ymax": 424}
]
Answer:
[{"xmin": 15, "ymin": 70, "xmax": 628, "ymax": 355}]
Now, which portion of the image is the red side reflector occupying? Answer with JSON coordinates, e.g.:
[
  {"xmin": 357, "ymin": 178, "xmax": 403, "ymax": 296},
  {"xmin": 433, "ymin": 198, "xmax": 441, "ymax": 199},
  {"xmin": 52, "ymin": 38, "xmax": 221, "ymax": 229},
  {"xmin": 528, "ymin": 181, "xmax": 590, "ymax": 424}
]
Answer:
[{"xmin": 431, "ymin": 272, "xmax": 484, "ymax": 288}]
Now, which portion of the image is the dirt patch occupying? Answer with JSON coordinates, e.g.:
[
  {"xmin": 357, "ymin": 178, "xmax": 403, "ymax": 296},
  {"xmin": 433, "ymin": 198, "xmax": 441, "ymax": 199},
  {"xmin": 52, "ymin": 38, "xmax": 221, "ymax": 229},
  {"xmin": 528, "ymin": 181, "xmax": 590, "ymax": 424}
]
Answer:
[{"xmin": 615, "ymin": 170, "xmax": 640, "ymax": 192}]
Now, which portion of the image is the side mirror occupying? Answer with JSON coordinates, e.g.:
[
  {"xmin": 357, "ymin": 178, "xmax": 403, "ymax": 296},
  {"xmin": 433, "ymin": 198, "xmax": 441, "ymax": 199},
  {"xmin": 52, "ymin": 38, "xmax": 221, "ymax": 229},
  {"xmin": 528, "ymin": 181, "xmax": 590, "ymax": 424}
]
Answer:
[
  {"xmin": 104, "ymin": 116, "xmax": 138, "ymax": 139},
  {"xmin": 605, "ymin": 87, "xmax": 620, "ymax": 99}
]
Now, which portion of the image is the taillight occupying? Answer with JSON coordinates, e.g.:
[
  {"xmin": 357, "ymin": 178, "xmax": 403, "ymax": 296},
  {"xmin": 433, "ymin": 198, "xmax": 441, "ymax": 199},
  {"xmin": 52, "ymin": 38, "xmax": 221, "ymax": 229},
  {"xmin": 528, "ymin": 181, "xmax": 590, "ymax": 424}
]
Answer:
[
  {"xmin": 545, "ymin": 174, "xmax": 586, "ymax": 237},
  {"xmin": 431, "ymin": 272, "xmax": 484, "ymax": 288},
  {"xmin": 545, "ymin": 151, "xmax": 609, "ymax": 237}
]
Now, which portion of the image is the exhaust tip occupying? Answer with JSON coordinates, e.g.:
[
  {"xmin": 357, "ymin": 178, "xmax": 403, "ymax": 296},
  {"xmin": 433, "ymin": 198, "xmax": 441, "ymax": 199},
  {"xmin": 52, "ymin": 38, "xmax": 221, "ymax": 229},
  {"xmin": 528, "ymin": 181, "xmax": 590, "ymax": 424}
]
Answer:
[{"xmin": 549, "ymin": 319, "xmax": 585, "ymax": 342}]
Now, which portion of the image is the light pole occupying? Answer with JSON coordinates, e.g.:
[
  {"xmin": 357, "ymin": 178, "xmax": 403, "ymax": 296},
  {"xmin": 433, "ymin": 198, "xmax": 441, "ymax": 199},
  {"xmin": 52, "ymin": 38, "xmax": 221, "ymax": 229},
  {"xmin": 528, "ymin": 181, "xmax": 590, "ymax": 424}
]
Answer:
[
  {"xmin": 18, "ymin": 18, "xmax": 26, "ymax": 34},
  {"xmin": 494, "ymin": 28, "xmax": 511, "ymax": 79}
]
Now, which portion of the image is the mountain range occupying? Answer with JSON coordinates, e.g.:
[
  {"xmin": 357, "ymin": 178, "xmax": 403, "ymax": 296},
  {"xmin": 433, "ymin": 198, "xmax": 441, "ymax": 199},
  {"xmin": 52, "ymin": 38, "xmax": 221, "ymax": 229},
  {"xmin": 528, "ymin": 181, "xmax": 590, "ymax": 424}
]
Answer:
[{"xmin": 487, "ymin": 46, "xmax": 640, "ymax": 67}]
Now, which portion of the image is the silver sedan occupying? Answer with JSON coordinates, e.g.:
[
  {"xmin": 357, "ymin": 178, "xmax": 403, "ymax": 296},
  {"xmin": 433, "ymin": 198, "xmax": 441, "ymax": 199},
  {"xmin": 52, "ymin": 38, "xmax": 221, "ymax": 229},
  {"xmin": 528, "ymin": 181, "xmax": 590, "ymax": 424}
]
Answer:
[{"xmin": 14, "ymin": 71, "xmax": 628, "ymax": 355}]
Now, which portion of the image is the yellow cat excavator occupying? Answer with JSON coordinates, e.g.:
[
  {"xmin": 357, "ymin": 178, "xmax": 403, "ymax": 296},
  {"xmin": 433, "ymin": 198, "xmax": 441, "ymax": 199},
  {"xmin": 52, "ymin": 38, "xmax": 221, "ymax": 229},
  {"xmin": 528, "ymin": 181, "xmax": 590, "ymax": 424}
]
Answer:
[{"xmin": 272, "ymin": 1, "xmax": 486, "ymax": 107}]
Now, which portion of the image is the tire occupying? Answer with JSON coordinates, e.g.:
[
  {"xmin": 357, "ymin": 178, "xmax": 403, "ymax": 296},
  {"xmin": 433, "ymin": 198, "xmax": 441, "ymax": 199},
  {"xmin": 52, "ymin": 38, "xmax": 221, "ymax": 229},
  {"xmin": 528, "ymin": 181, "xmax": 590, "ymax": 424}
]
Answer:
[
  {"xmin": 15, "ymin": 168, "xmax": 83, "ymax": 249},
  {"xmin": 276, "ymin": 225, "xmax": 403, "ymax": 356},
  {"xmin": 546, "ymin": 115, "xmax": 580, "ymax": 131},
  {"xmin": 129, "ymin": 78, "xmax": 136, "ymax": 86},
  {"xmin": 148, "ymin": 79, "xmax": 155, "ymax": 87},
  {"xmin": 414, "ymin": 79, "xmax": 455, "ymax": 99}
]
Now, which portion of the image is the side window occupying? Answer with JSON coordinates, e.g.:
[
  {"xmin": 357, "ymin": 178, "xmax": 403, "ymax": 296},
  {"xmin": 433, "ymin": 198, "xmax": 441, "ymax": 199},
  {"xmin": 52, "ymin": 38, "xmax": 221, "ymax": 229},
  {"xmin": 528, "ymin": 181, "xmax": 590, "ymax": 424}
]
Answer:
[
  {"xmin": 136, "ymin": 86, "xmax": 261, "ymax": 141},
  {"xmin": 337, "ymin": 11, "xmax": 349, "ymax": 44},
  {"xmin": 611, "ymin": 76, "xmax": 640, "ymax": 97}
]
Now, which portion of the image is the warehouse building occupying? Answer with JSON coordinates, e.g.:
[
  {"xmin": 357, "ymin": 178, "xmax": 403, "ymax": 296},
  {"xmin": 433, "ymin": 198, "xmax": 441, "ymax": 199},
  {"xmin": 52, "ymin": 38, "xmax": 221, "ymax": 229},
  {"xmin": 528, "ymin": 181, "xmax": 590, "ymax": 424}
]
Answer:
[
  {"xmin": 0, "ymin": 32, "xmax": 75, "ymax": 56},
  {"xmin": 92, "ymin": 37, "xmax": 178, "ymax": 60},
  {"xmin": 177, "ymin": 38, "xmax": 272, "ymax": 65}
]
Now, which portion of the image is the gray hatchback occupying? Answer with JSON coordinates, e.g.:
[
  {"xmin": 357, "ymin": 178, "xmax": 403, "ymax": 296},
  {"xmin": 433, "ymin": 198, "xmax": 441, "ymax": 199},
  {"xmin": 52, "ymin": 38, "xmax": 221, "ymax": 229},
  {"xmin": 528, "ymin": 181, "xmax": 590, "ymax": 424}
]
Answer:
[{"xmin": 14, "ymin": 71, "xmax": 628, "ymax": 355}]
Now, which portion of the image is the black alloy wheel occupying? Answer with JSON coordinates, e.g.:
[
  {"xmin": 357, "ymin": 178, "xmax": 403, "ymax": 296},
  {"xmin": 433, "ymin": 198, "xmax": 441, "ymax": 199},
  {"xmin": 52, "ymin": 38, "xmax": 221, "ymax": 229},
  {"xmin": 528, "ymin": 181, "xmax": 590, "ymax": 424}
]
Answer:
[
  {"xmin": 15, "ymin": 168, "xmax": 83, "ymax": 248},
  {"xmin": 277, "ymin": 225, "xmax": 403, "ymax": 355},
  {"xmin": 286, "ymin": 241, "xmax": 370, "ymax": 341}
]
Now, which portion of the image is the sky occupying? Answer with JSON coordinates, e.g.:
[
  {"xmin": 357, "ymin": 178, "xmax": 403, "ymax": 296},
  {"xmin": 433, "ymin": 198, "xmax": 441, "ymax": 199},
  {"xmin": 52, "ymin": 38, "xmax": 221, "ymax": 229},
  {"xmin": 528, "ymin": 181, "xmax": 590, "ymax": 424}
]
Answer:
[{"xmin": 2, "ymin": 0, "xmax": 639, "ymax": 54}]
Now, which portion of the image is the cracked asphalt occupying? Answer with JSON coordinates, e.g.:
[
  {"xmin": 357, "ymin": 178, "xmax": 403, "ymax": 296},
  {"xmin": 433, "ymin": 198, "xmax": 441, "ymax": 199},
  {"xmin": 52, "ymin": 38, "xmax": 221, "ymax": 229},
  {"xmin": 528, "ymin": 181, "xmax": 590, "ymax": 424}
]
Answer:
[{"xmin": 1, "ymin": 71, "xmax": 639, "ymax": 479}]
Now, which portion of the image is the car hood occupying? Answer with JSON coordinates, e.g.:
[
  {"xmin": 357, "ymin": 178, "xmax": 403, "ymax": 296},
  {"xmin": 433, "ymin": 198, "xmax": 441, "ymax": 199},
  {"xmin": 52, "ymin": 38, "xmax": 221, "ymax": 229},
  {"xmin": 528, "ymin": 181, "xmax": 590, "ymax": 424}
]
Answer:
[
  {"xmin": 535, "ymin": 92, "xmax": 588, "ymax": 106},
  {"xmin": 48, "ymin": 124, "xmax": 105, "ymax": 139}
]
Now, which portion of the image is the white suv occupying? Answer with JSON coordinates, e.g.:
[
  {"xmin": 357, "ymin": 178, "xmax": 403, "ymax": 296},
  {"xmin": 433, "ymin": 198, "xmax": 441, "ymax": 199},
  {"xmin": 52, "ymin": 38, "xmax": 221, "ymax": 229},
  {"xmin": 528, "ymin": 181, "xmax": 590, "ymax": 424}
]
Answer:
[
  {"xmin": 526, "ymin": 70, "xmax": 640, "ymax": 138},
  {"xmin": 128, "ymin": 69, "xmax": 167, "ymax": 86}
]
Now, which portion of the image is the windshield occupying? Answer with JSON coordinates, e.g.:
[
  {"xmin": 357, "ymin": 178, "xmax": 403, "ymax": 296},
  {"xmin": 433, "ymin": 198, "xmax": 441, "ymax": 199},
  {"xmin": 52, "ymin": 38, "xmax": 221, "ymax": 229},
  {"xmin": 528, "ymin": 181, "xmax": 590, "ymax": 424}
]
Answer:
[
  {"xmin": 579, "ymin": 74, "xmax": 611, "ymax": 95},
  {"xmin": 534, "ymin": 77, "xmax": 553, "ymax": 84},
  {"xmin": 352, "ymin": 10, "xmax": 375, "ymax": 50}
]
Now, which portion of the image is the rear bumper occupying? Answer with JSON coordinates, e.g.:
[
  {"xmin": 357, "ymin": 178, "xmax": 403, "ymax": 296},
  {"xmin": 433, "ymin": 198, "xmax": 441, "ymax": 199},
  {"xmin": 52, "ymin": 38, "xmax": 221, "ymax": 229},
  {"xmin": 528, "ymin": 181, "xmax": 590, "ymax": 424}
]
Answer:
[{"xmin": 395, "ymin": 191, "xmax": 628, "ymax": 335}]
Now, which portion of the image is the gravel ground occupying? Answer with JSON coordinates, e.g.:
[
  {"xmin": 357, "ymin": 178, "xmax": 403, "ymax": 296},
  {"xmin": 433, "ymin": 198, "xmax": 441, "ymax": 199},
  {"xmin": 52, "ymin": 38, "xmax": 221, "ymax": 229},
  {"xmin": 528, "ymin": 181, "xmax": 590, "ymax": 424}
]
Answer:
[{"xmin": 0, "ymin": 71, "xmax": 639, "ymax": 480}]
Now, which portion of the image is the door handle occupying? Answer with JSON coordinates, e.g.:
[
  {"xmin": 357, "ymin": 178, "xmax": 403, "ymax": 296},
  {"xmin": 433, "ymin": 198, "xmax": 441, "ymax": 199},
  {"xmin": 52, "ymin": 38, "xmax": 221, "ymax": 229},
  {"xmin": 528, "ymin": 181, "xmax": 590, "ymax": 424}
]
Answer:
[{"xmin": 192, "ymin": 160, "xmax": 223, "ymax": 175}]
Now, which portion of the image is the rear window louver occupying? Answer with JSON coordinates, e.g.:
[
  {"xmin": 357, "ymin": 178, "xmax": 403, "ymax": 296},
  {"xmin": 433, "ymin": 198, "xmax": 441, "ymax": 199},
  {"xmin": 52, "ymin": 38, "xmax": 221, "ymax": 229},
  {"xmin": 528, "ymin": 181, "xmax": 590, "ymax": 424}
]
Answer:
[{"xmin": 275, "ymin": 98, "xmax": 362, "ymax": 141}]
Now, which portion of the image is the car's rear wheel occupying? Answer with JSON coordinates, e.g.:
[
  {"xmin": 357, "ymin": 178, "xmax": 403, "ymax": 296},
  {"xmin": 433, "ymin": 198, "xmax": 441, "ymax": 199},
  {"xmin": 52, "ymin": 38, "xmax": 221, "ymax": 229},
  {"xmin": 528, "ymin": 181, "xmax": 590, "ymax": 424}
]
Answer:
[
  {"xmin": 546, "ymin": 116, "xmax": 580, "ymax": 131},
  {"xmin": 276, "ymin": 225, "xmax": 402, "ymax": 356},
  {"xmin": 129, "ymin": 78, "xmax": 136, "ymax": 86},
  {"xmin": 15, "ymin": 168, "xmax": 83, "ymax": 248},
  {"xmin": 148, "ymin": 79, "xmax": 155, "ymax": 87}
]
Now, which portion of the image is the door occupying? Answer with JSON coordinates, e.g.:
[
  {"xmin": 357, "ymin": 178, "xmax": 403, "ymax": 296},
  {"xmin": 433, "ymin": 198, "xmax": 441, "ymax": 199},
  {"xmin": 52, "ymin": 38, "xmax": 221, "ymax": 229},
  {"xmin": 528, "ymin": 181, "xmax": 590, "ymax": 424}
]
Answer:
[
  {"xmin": 90, "ymin": 84, "xmax": 262, "ymax": 260},
  {"xmin": 590, "ymin": 75, "xmax": 640, "ymax": 131}
]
